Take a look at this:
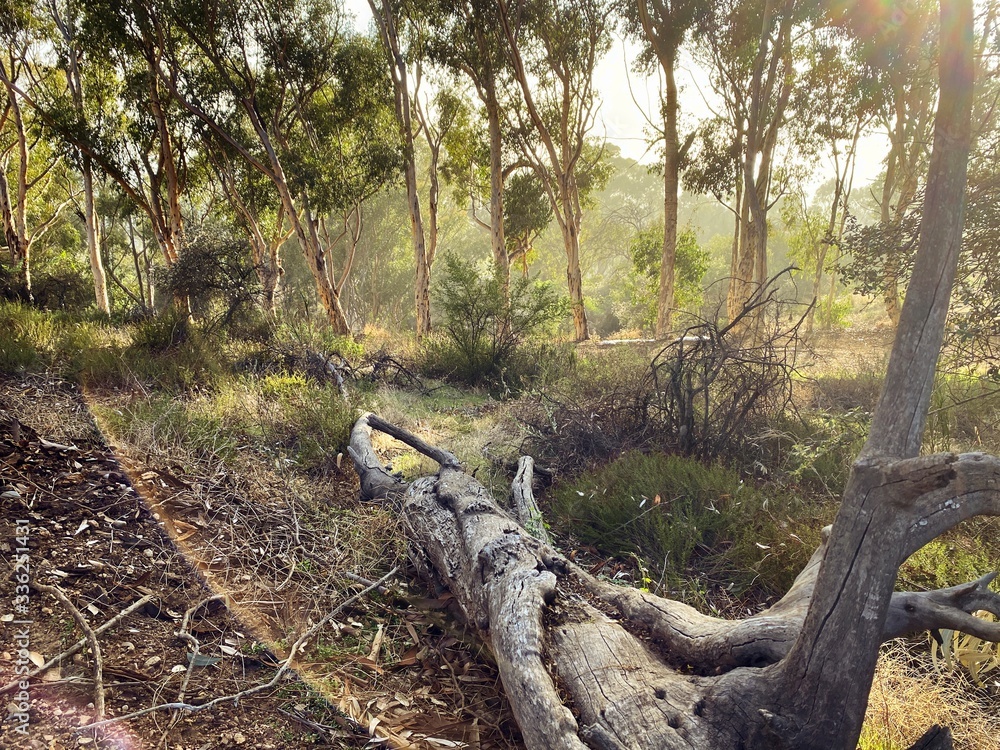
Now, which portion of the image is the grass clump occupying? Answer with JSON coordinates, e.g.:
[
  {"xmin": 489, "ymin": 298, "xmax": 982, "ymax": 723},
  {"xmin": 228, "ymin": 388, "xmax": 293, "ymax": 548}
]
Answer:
[
  {"xmin": 0, "ymin": 301, "xmax": 58, "ymax": 371},
  {"xmin": 550, "ymin": 451, "xmax": 826, "ymax": 601},
  {"xmin": 860, "ymin": 642, "xmax": 1000, "ymax": 750}
]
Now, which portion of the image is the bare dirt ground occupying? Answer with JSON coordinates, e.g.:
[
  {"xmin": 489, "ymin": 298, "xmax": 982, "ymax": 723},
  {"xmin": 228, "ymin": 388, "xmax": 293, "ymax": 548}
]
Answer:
[{"xmin": 0, "ymin": 374, "xmax": 518, "ymax": 749}]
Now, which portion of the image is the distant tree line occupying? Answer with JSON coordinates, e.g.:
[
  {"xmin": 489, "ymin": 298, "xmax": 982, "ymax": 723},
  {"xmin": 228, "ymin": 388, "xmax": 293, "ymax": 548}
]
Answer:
[{"xmin": 1, "ymin": 0, "xmax": 998, "ymax": 344}]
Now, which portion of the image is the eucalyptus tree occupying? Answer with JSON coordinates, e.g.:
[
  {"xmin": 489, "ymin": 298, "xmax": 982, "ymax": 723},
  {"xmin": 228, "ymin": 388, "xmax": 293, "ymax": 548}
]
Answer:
[
  {"xmin": 495, "ymin": 0, "xmax": 613, "ymax": 342},
  {"xmin": 617, "ymin": 0, "xmax": 702, "ymax": 337},
  {"xmin": 79, "ymin": 0, "xmax": 190, "ymax": 268},
  {"xmin": 46, "ymin": 0, "xmax": 110, "ymax": 314},
  {"xmin": 425, "ymin": 0, "xmax": 515, "ymax": 289},
  {"xmin": 368, "ymin": 0, "xmax": 435, "ymax": 337},
  {"xmin": 0, "ymin": 2, "xmax": 79, "ymax": 302},
  {"xmin": 133, "ymin": 0, "xmax": 401, "ymax": 334},
  {"xmin": 855, "ymin": 0, "xmax": 938, "ymax": 325},
  {"xmin": 790, "ymin": 27, "xmax": 880, "ymax": 336},
  {"xmin": 204, "ymin": 142, "xmax": 290, "ymax": 316},
  {"xmin": 690, "ymin": 0, "xmax": 808, "ymax": 322}
]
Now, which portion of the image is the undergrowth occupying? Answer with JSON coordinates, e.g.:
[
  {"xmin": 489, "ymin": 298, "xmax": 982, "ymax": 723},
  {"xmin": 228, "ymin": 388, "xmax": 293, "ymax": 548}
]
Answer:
[{"xmin": 549, "ymin": 451, "xmax": 831, "ymax": 606}]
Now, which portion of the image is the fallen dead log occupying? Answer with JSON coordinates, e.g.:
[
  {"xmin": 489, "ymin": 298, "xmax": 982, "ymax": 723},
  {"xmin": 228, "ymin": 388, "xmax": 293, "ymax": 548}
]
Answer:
[{"xmin": 349, "ymin": 412, "xmax": 1000, "ymax": 749}]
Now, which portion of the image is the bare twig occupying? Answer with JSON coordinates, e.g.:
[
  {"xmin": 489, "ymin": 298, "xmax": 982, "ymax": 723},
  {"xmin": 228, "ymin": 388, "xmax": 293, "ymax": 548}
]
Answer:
[
  {"xmin": 33, "ymin": 582, "xmax": 106, "ymax": 719},
  {"xmin": 175, "ymin": 594, "xmax": 226, "ymax": 704},
  {"xmin": 0, "ymin": 594, "xmax": 153, "ymax": 696},
  {"xmin": 76, "ymin": 567, "xmax": 399, "ymax": 731}
]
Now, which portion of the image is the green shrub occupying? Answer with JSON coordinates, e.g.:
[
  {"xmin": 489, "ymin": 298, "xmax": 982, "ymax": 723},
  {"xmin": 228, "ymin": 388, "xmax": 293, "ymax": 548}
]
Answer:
[
  {"xmin": 550, "ymin": 451, "xmax": 823, "ymax": 600},
  {"xmin": 157, "ymin": 226, "xmax": 261, "ymax": 332},
  {"xmin": 773, "ymin": 408, "xmax": 869, "ymax": 496},
  {"xmin": 424, "ymin": 254, "xmax": 568, "ymax": 392}
]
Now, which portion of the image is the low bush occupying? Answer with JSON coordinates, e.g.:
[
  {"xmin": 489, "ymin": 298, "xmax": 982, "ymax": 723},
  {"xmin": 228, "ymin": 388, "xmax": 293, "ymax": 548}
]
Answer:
[
  {"xmin": 422, "ymin": 254, "xmax": 569, "ymax": 393},
  {"xmin": 514, "ymin": 347, "xmax": 654, "ymax": 471},
  {"xmin": 770, "ymin": 408, "xmax": 869, "ymax": 496},
  {"xmin": 549, "ymin": 451, "xmax": 827, "ymax": 602}
]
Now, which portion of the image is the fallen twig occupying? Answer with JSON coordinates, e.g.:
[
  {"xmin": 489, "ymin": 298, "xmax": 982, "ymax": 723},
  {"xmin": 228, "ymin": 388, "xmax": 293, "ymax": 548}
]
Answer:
[
  {"xmin": 33, "ymin": 582, "xmax": 106, "ymax": 720},
  {"xmin": 0, "ymin": 594, "xmax": 153, "ymax": 696},
  {"xmin": 175, "ymin": 594, "xmax": 227, "ymax": 704},
  {"xmin": 76, "ymin": 567, "xmax": 399, "ymax": 731}
]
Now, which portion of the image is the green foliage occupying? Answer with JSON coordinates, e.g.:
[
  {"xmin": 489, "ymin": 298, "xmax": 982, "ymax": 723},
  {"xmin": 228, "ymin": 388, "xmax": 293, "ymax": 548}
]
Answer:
[
  {"xmin": 900, "ymin": 531, "xmax": 996, "ymax": 592},
  {"xmin": 550, "ymin": 451, "xmax": 821, "ymax": 599},
  {"xmin": 776, "ymin": 408, "xmax": 869, "ymax": 496},
  {"xmin": 424, "ymin": 254, "xmax": 569, "ymax": 392},
  {"xmin": 504, "ymin": 171, "xmax": 553, "ymax": 264},
  {"xmin": 618, "ymin": 224, "xmax": 709, "ymax": 330},
  {"xmin": 157, "ymin": 226, "xmax": 265, "ymax": 335}
]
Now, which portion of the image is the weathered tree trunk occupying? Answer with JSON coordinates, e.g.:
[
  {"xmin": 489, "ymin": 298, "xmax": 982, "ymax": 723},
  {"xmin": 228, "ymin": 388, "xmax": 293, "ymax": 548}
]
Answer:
[{"xmin": 351, "ymin": 2, "xmax": 983, "ymax": 748}]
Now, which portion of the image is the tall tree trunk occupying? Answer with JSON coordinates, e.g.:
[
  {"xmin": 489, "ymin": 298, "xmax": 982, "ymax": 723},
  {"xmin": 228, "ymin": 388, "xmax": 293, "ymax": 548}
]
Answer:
[
  {"xmin": 370, "ymin": 0, "xmax": 431, "ymax": 338},
  {"xmin": 563, "ymin": 218, "xmax": 588, "ymax": 342},
  {"xmin": 146, "ymin": 62, "xmax": 182, "ymax": 265},
  {"xmin": 485, "ymin": 84, "xmax": 509, "ymax": 294},
  {"xmin": 298, "ymin": 196, "xmax": 352, "ymax": 335},
  {"xmin": 0, "ymin": 93, "xmax": 31, "ymax": 300},
  {"xmin": 55, "ymin": 7, "xmax": 111, "ymax": 316},
  {"xmin": 81, "ymin": 157, "xmax": 110, "ymax": 315},
  {"xmin": 726, "ymin": 0, "xmax": 792, "ymax": 321},
  {"xmin": 655, "ymin": 61, "xmax": 680, "ymax": 339}
]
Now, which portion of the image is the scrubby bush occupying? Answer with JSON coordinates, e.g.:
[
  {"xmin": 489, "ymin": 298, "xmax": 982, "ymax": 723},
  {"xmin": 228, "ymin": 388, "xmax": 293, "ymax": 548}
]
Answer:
[
  {"xmin": 550, "ymin": 451, "xmax": 825, "ymax": 600},
  {"xmin": 158, "ymin": 225, "xmax": 265, "ymax": 336},
  {"xmin": 519, "ymin": 285, "xmax": 804, "ymax": 473},
  {"xmin": 423, "ymin": 254, "xmax": 569, "ymax": 392}
]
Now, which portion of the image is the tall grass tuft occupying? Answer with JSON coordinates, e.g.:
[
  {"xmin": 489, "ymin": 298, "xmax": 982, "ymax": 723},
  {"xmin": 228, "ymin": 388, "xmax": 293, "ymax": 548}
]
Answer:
[{"xmin": 550, "ymin": 451, "xmax": 828, "ymax": 602}]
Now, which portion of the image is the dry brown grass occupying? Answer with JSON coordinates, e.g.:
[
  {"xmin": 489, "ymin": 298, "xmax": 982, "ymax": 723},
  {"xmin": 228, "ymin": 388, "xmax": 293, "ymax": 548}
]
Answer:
[{"xmin": 860, "ymin": 642, "xmax": 1000, "ymax": 750}]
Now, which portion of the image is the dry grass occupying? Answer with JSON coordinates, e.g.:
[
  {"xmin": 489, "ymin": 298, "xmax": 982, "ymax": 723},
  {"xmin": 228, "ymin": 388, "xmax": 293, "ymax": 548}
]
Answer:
[{"xmin": 861, "ymin": 642, "xmax": 1000, "ymax": 750}]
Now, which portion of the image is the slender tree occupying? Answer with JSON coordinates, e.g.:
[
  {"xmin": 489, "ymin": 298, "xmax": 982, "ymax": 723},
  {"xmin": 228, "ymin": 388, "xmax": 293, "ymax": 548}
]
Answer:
[
  {"xmin": 618, "ymin": 0, "xmax": 701, "ymax": 337},
  {"xmin": 48, "ymin": 0, "xmax": 110, "ymax": 314},
  {"xmin": 496, "ymin": 0, "xmax": 612, "ymax": 342},
  {"xmin": 368, "ymin": 0, "xmax": 435, "ymax": 337}
]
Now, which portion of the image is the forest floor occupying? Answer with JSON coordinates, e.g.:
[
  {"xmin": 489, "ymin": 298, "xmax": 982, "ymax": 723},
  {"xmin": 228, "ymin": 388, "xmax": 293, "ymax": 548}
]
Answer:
[
  {"xmin": 0, "ymin": 373, "xmax": 517, "ymax": 749},
  {"xmin": 2, "ymin": 319, "xmax": 1000, "ymax": 750}
]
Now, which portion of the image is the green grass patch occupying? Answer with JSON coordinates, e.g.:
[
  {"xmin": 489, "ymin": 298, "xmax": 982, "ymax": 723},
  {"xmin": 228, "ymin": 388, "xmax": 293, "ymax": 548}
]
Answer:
[
  {"xmin": 549, "ymin": 451, "xmax": 829, "ymax": 604},
  {"xmin": 899, "ymin": 520, "xmax": 1000, "ymax": 591}
]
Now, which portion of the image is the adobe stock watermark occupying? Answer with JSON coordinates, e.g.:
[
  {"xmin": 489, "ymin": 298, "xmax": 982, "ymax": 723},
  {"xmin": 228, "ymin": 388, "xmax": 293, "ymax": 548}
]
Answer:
[{"xmin": 7, "ymin": 519, "xmax": 32, "ymax": 737}]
